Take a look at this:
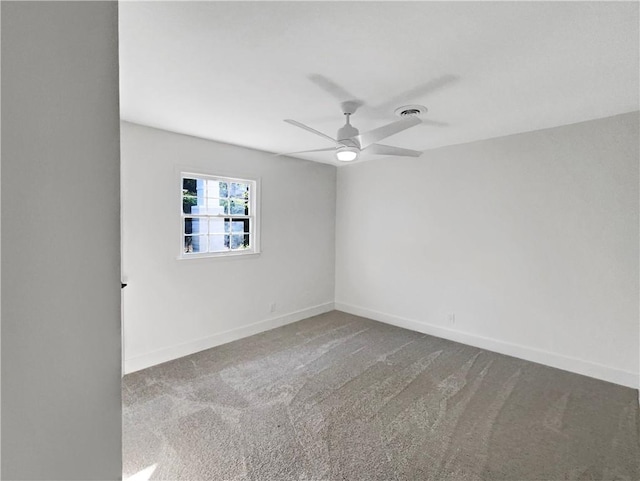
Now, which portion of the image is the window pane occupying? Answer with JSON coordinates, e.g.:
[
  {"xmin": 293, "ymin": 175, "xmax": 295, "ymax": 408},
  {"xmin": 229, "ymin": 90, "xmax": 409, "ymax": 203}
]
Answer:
[
  {"xmin": 209, "ymin": 217, "xmax": 226, "ymax": 234},
  {"xmin": 227, "ymin": 219, "xmax": 246, "ymax": 233},
  {"xmin": 230, "ymin": 233, "xmax": 250, "ymax": 250},
  {"xmin": 208, "ymin": 234, "xmax": 229, "ymax": 253},
  {"xmin": 230, "ymin": 199, "xmax": 248, "ymax": 215},
  {"xmin": 184, "ymin": 217, "xmax": 207, "ymax": 235},
  {"xmin": 231, "ymin": 220, "xmax": 248, "ymax": 232},
  {"xmin": 184, "ymin": 235, "xmax": 207, "ymax": 254},
  {"xmin": 183, "ymin": 178, "xmax": 204, "ymax": 214},
  {"xmin": 230, "ymin": 182, "xmax": 249, "ymax": 199},
  {"xmin": 206, "ymin": 197, "xmax": 226, "ymax": 215},
  {"xmin": 206, "ymin": 180, "xmax": 229, "ymax": 199},
  {"xmin": 218, "ymin": 182, "xmax": 228, "ymax": 198},
  {"xmin": 209, "ymin": 199, "xmax": 236, "ymax": 215}
]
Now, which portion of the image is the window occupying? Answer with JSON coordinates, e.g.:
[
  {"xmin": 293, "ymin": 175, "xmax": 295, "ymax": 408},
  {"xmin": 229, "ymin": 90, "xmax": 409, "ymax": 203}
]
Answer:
[{"xmin": 180, "ymin": 173, "xmax": 259, "ymax": 258}]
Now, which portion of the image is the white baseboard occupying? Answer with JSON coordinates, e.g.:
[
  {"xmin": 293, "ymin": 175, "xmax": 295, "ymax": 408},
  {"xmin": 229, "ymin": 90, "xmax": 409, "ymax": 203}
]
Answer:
[
  {"xmin": 335, "ymin": 302, "xmax": 639, "ymax": 390},
  {"xmin": 124, "ymin": 302, "xmax": 334, "ymax": 374}
]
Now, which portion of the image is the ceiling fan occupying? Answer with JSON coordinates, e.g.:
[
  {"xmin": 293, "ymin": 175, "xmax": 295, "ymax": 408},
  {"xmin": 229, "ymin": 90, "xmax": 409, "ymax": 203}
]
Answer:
[{"xmin": 279, "ymin": 101, "xmax": 425, "ymax": 162}]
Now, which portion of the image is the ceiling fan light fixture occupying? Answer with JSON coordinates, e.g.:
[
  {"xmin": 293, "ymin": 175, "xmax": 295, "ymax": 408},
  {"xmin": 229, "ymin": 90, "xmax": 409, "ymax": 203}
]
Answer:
[{"xmin": 336, "ymin": 145, "xmax": 359, "ymax": 162}]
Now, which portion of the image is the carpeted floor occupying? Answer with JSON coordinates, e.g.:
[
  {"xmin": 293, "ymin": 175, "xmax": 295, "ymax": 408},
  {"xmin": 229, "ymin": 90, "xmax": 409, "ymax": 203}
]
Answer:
[{"xmin": 123, "ymin": 311, "xmax": 639, "ymax": 480}]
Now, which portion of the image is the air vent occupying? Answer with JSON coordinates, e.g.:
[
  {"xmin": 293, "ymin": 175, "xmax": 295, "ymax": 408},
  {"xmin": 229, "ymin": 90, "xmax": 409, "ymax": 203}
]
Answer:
[{"xmin": 394, "ymin": 104, "xmax": 428, "ymax": 118}]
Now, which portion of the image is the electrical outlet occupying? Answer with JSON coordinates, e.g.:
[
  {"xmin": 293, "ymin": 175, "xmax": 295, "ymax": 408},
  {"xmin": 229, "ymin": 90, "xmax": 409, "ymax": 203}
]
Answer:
[
  {"xmin": 448, "ymin": 313, "xmax": 456, "ymax": 325},
  {"xmin": 270, "ymin": 302, "xmax": 277, "ymax": 313}
]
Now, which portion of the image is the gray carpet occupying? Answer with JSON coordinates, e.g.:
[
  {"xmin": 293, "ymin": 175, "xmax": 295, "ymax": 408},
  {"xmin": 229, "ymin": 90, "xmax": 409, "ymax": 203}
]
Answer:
[{"xmin": 123, "ymin": 311, "xmax": 639, "ymax": 480}]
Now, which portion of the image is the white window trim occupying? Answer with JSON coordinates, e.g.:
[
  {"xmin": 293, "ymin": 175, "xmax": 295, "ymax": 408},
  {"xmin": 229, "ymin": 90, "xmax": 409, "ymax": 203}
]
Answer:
[{"xmin": 179, "ymin": 171, "xmax": 261, "ymax": 260}]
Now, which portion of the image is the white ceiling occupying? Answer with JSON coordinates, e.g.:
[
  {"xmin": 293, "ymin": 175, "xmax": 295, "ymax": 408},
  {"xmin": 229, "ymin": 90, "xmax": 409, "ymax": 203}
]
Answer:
[{"xmin": 119, "ymin": 1, "xmax": 639, "ymax": 165}]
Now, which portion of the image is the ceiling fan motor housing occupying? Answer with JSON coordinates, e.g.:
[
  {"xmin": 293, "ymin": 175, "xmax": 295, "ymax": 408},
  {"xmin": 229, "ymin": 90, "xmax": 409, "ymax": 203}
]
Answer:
[{"xmin": 337, "ymin": 121, "xmax": 360, "ymax": 148}]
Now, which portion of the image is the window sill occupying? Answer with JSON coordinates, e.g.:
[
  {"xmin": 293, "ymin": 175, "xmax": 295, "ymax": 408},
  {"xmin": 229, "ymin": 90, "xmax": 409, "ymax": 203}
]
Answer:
[{"xmin": 177, "ymin": 250, "xmax": 261, "ymax": 262}]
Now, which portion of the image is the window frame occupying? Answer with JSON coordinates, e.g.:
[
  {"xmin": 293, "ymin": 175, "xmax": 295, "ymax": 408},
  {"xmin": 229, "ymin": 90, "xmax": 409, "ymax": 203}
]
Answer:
[{"xmin": 179, "ymin": 171, "xmax": 261, "ymax": 260}]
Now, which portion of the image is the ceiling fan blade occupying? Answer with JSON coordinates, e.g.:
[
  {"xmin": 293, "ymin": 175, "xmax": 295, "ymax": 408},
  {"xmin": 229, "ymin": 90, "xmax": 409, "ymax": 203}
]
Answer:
[
  {"xmin": 421, "ymin": 119, "xmax": 449, "ymax": 127},
  {"xmin": 284, "ymin": 119, "xmax": 336, "ymax": 144},
  {"xmin": 309, "ymin": 74, "xmax": 360, "ymax": 102},
  {"xmin": 273, "ymin": 147, "xmax": 335, "ymax": 157},
  {"xmin": 355, "ymin": 115, "xmax": 421, "ymax": 149},
  {"xmin": 366, "ymin": 144, "xmax": 422, "ymax": 157}
]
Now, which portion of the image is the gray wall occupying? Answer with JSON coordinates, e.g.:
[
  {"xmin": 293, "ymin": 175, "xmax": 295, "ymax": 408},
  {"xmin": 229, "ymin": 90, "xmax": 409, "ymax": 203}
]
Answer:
[
  {"xmin": 336, "ymin": 112, "xmax": 639, "ymax": 388},
  {"xmin": 121, "ymin": 122, "xmax": 336, "ymax": 372},
  {"xmin": 1, "ymin": 2, "xmax": 122, "ymax": 479}
]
